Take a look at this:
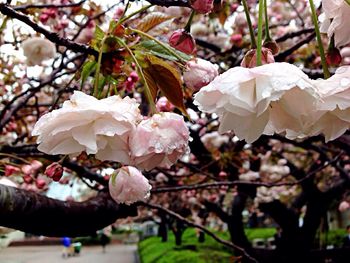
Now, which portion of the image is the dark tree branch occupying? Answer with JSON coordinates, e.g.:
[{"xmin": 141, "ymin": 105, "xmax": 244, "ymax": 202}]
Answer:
[
  {"xmin": 0, "ymin": 4, "xmax": 97, "ymax": 56},
  {"xmin": 13, "ymin": 0, "xmax": 87, "ymax": 11},
  {"xmin": 0, "ymin": 144, "xmax": 107, "ymax": 186},
  {"xmin": 144, "ymin": 0, "xmax": 190, "ymax": 7},
  {"xmin": 0, "ymin": 184, "xmax": 137, "ymax": 237},
  {"xmin": 275, "ymin": 33, "xmax": 316, "ymax": 61}
]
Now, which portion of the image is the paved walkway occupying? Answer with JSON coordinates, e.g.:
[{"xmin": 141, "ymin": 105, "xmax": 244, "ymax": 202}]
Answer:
[{"xmin": 0, "ymin": 244, "xmax": 138, "ymax": 263}]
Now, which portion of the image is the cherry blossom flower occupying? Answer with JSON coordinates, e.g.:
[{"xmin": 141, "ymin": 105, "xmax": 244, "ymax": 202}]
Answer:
[
  {"xmin": 339, "ymin": 201, "xmax": 350, "ymax": 212},
  {"xmin": 190, "ymin": 0, "xmax": 214, "ymax": 14},
  {"xmin": 22, "ymin": 37, "xmax": 56, "ymax": 66},
  {"xmin": 194, "ymin": 62, "xmax": 319, "ymax": 143},
  {"xmin": 310, "ymin": 66, "xmax": 350, "ymax": 141},
  {"xmin": 109, "ymin": 166, "xmax": 151, "ymax": 205},
  {"xmin": 32, "ymin": 91, "xmax": 142, "ymax": 164},
  {"xmin": 239, "ymin": 171, "xmax": 260, "ymax": 181},
  {"xmin": 200, "ymin": 131, "xmax": 229, "ymax": 151},
  {"xmin": 320, "ymin": 0, "xmax": 350, "ymax": 47},
  {"xmin": 183, "ymin": 58, "xmax": 219, "ymax": 91},
  {"xmin": 130, "ymin": 112, "xmax": 190, "ymax": 171}
]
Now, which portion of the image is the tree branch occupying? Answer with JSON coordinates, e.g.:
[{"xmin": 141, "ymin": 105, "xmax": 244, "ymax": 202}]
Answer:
[
  {"xmin": 0, "ymin": 3, "xmax": 97, "ymax": 56},
  {"xmin": 0, "ymin": 184, "xmax": 137, "ymax": 237}
]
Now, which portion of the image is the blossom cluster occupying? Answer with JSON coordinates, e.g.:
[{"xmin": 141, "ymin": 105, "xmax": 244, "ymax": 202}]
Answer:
[
  {"xmin": 32, "ymin": 91, "xmax": 190, "ymax": 204},
  {"xmin": 194, "ymin": 62, "xmax": 350, "ymax": 143},
  {"xmin": 33, "ymin": 91, "xmax": 190, "ymax": 171}
]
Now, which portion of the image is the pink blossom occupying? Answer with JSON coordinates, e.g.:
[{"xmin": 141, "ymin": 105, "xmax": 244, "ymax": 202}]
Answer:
[
  {"xmin": 32, "ymin": 91, "xmax": 142, "ymax": 165},
  {"xmin": 31, "ymin": 160, "xmax": 43, "ymax": 171},
  {"xmin": 156, "ymin": 97, "xmax": 175, "ymax": 112},
  {"xmin": 169, "ymin": 29, "xmax": 196, "ymax": 55},
  {"xmin": 4, "ymin": 165, "xmax": 20, "ymax": 177},
  {"xmin": 194, "ymin": 62, "xmax": 319, "ymax": 143},
  {"xmin": 190, "ymin": 0, "xmax": 214, "ymax": 14},
  {"xmin": 339, "ymin": 201, "xmax": 350, "ymax": 212},
  {"xmin": 130, "ymin": 112, "xmax": 190, "ymax": 171},
  {"xmin": 45, "ymin": 162, "xmax": 64, "ymax": 182},
  {"xmin": 321, "ymin": 0, "xmax": 350, "ymax": 47},
  {"xmin": 21, "ymin": 165, "xmax": 34, "ymax": 175},
  {"xmin": 183, "ymin": 58, "xmax": 219, "ymax": 91},
  {"xmin": 109, "ymin": 166, "xmax": 151, "ymax": 205}
]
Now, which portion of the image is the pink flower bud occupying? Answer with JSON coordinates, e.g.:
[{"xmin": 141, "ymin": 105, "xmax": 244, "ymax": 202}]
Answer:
[
  {"xmin": 190, "ymin": 0, "xmax": 214, "ymax": 14},
  {"xmin": 326, "ymin": 47, "xmax": 342, "ymax": 66},
  {"xmin": 31, "ymin": 160, "xmax": 43, "ymax": 171},
  {"xmin": 36, "ymin": 178, "xmax": 46, "ymax": 189},
  {"xmin": 23, "ymin": 175, "xmax": 33, "ymax": 184},
  {"xmin": 5, "ymin": 165, "xmax": 20, "ymax": 177},
  {"xmin": 21, "ymin": 164, "xmax": 34, "ymax": 175},
  {"xmin": 183, "ymin": 58, "xmax": 219, "ymax": 91},
  {"xmin": 169, "ymin": 29, "xmax": 197, "ymax": 55},
  {"xmin": 156, "ymin": 97, "xmax": 175, "ymax": 112},
  {"xmin": 230, "ymin": 34, "xmax": 243, "ymax": 46},
  {"xmin": 39, "ymin": 14, "xmax": 49, "ymax": 24},
  {"xmin": 263, "ymin": 40, "xmax": 280, "ymax": 55},
  {"xmin": 109, "ymin": 166, "xmax": 152, "ymax": 205},
  {"xmin": 241, "ymin": 47, "xmax": 275, "ymax": 68},
  {"xmin": 45, "ymin": 162, "xmax": 63, "ymax": 182}
]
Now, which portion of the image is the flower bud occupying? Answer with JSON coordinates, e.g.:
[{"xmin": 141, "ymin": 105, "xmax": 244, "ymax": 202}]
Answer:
[
  {"xmin": 169, "ymin": 29, "xmax": 196, "ymax": 55},
  {"xmin": 36, "ymin": 178, "xmax": 46, "ymax": 189},
  {"xmin": 109, "ymin": 166, "xmax": 152, "ymax": 205},
  {"xmin": 241, "ymin": 48, "xmax": 275, "ymax": 68},
  {"xmin": 5, "ymin": 165, "xmax": 20, "ymax": 177},
  {"xmin": 45, "ymin": 162, "xmax": 64, "ymax": 182},
  {"xmin": 183, "ymin": 58, "xmax": 219, "ymax": 91},
  {"xmin": 230, "ymin": 34, "xmax": 243, "ymax": 46},
  {"xmin": 190, "ymin": 0, "xmax": 214, "ymax": 14},
  {"xmin": 263, "ymin": 40, "xmax": 280, "ymax": 55},
  {"xmin": 156, "ymin": 97, "xmax": 175, "ymax": 112},
  {"xmin": 326, "ymin": 47, "xmax": 342, "ymax": 66}
]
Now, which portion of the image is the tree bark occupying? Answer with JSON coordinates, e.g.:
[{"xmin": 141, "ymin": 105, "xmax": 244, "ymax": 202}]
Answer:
[{"xmin": 0, "ymin": 184, "xmax": 137, "ymax": 237}]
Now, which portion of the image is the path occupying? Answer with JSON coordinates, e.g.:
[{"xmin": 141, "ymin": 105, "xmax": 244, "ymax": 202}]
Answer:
[{"xmin": 0, "ymin": 244, "xmax": 138, "ymax": 263}]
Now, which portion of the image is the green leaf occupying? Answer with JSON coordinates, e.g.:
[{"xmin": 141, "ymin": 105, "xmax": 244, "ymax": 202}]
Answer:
[
  {"xmin": 91, "ymin": 25, "xmax": 105, "ymax": 50},
  {"xmin": 81, "ymin": 60, "xmax": 97, "ymax": 87},
  {"xmin": 139, "ymin": 40, "xmax": 192, "ymax": 62}
]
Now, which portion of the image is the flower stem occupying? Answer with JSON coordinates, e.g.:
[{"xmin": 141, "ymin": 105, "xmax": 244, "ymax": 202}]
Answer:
[
  {"xmin": 118, "ymin": 4, "xmax": 153, "ymax": 25},
  {"xmin": 184, "ymin": 10, "xmax": 195, "ymax": 32},
  {"xmin": 117, "ymin": 38, "xmax": 157, "ymax": 114},
  {"xmin": 308, "ymin": 0, "xmax": 330, "ymax": 79},
  {"xmin": 256, "ymin": 0, "xmax": 264, "ymax": 66},
  {"xmin": 241, "ymin": 0, "xmax": 257, "ymax": 49},
  {"xmin": 263, "ymin": 0, "xmax": 271, "ymax": 41},
  {"xmin": 93, "ymin": 36, "xmax": 106, "ymax": 97}
]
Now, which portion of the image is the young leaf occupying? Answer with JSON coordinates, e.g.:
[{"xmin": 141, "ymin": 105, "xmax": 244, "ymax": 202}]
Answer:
[
  {"xmin": 136, "ymin": 12, "xmax": 173, "ymax": 33},
  {"xmin": 81, "ymin": 60, "xmax": 97, "ymax": 87},
  {"xmin": 91, "ymin": 25, "xmax": 105, "ymax": 50},
  {"xmin": 139, "ymin": 40, "xmax": 192, "ymax": 62},
  {"xmin": 146, "ymin": 55, "xmax": 187, "ymax": 115}
]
